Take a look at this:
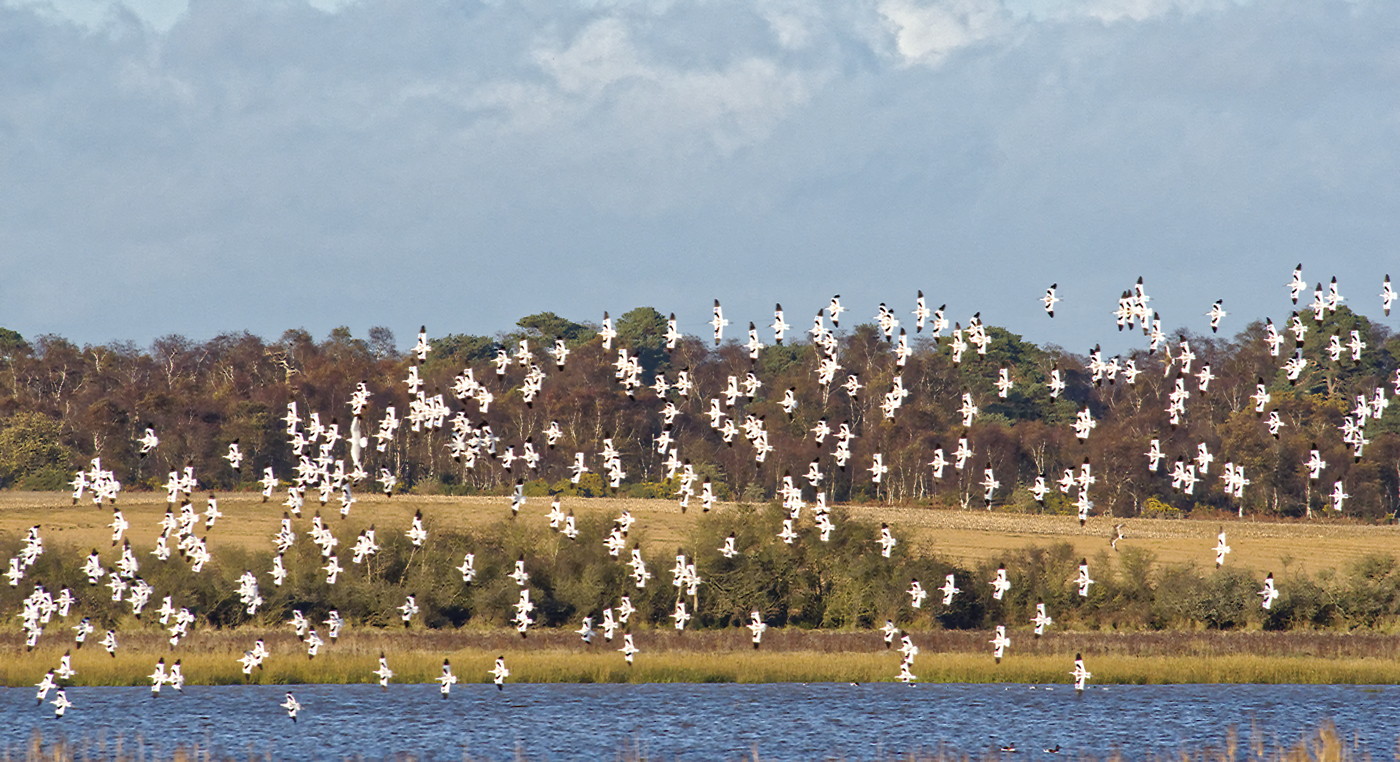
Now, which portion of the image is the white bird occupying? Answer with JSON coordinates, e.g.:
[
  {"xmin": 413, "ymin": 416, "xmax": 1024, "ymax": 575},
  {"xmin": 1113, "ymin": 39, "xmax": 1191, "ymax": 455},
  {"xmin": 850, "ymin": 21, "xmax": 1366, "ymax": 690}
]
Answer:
[
  {"xmin": 281, "ymin": 692, "xmax": 302, "ymax": 722},
  {"xmin": 912, "ymin": 290, "xmax": 930, "ymax": 332},
  {"xmin": 509, "ymin": 555, "xmax": 530, "ymax": 587},
  {"xmin": 1214, "ymin": 529, "xmax": 1231, "ymax": 567},
  {"xmin": 1076, "ymin": 559, "xmax": 1094, "ymax": 597},
  {"xmin": 1070, "ymin": 653, "xmax": 1092, "ymax": 692},
  {"xmin": 980, "ymin": 467, "xmax": 1000, "ymax": 506},
  {"xmin": 940, "ymin": 573, "xmax": 960, "ymax": 606},
  {"xmin": 719, "ymin": 533, "xmax": 739, "ymax": 559},
  {"xmin": 1207, "ymin": 299, "xmax": 1227, "ymax": 332},
  {"xmin": 990, "ymin": 567, "xmax": 1010, "ymax": 601},
  {"xmin": 990, "ymin": 625, "xmax": 1011, "ymax": 662},
  {"xmin": 771, "ymin": 304, "xmax": 790, "ymax": 344},
  {"xmin": 51, "ymin": 689, "xmax": 73, "ymax": 718},
  {"xmin": 373, "ymin": 652, "xmax": 393, "ymax": 688},
  {"xmin": 907, "ymin": 578, "xmax": 927, "ymax": 608},
  {"xmin": 398, "ymin": 594, "xmax": 419, "ymax": 626},
  {"xmin": 457, "ymin": 553, "xmax": 477, "ymax": 583},
  {"xmin": 1031, "ymin": 603, "xmax": 1053, "ymax": 636},
  {"xmin": 748, "ymin": 610, "xmax": 768, "ymax": 649},
  {"xmin": 1288, "ymin": 263, "xmax": 1305, "ymax": 303},
  {"xmin": 664, "ymin": 313, "xmax": 681, "ymax": 351},
  {"xmin": 877, "ymin": 523, "xmax": 897, "ymax": 558},
  {"xmin": 827, "ymin": 295, "xmax": 846, "ymax": 327},
  {"xmin": 1259, "ymin": 573, "xmax": 1279, "ymax": 610},
  {"xmin": 224, "ymin": 440, "xmax": 243, "ymax": 471},
  {"xmin": 1305, "ymin": 447, "xmax": 1326, "ymax": 480},
  {"xmin": 490, "ymin": 655, "xmax": 509, "ymax": 690},
  {"xmin": 149, "ymin": 658, "xmax": 167, "ymax": 696},
  {"xmin": 406, "ymin": 511, "xmax": 428, "ymax": 546},
  {"xmin": 619, "ymin": 633, "xmax": 639, "ymax": 664},
  {"xmin": 995, "ymin": 368, "xmax": 1013, "ymax": 398},
  {"xmin": 599, "ymin": 312, "xmax": 617, "ymax": 350},
  {"xmin": 710, "ymin": 299, "xmax": 730, "ymax": 345},
  {"xmin": 1042, "ymin": 284, "xmax": 1060, "ymax": 317},
  {"xmin": 100, "ymin": 629, "xmax": 118, "ymax": 658},
  {"xmin": 437, "ymin": 658, "xmax": 458, "ymax": 698},
  {"xmin": 869, "ymin": 453, "xmax": 888, "ymax": 485},
  {"xmin": 1383, "ymin": 275, "xmax": 1396, "ymax": 316},
  {"xmin": 881, "ymin": 619, "xmax": 900, "ymax": 648},
  {"xmin": 137, "ymin": 425, "xmax": 159, "ymax": 457},
  {"xmin": 35, "ymin": 671, "xmax": 56, "ymax": 704},
  {"xmin": 1030, "ymin": 475, "xmax": 1049, "ymax": 504},
  {"xmin": 1047, "ymin": 365, "xmax": 1065, "ymax": 398},
  {"xmin": 1331, "ymin": 480, "xmax": 1350, "ymax": 512},
  {"xmin": 1145, "ymin": 438, "xmax": 1164, "ymax": 472},
  {"xmin": 56, "ymin": 650, "xmax": 76, "ymax": 678}
]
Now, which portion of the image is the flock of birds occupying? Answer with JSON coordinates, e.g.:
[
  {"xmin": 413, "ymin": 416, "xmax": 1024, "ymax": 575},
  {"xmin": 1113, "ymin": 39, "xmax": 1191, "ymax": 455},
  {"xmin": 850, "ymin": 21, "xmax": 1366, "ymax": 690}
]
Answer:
[{"xmin": 7, "ymin": 265, "xmax": 1397, "ymax": 726}]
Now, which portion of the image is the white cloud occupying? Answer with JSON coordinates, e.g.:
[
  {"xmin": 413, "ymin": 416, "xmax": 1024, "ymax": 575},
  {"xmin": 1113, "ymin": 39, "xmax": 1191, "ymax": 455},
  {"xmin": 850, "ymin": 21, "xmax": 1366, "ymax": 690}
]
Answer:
[
  {"xmin": 0, "ymin": 0, "xmax": 1396, "ymax": 350},
  {"xmin": 2, "ymin": 0, "xmax": 186, "ymax": 31},
  {"xmin": 876, "ymin": 0, "xmax": 1012, "ymax": 64}
]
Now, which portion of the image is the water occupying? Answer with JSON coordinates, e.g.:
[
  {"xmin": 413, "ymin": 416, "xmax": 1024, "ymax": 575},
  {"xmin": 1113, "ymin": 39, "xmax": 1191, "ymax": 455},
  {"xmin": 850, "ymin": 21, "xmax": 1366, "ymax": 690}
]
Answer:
[{"xmin": 3, "ymin": 683, "xmax": 1396, "ymax": 760}]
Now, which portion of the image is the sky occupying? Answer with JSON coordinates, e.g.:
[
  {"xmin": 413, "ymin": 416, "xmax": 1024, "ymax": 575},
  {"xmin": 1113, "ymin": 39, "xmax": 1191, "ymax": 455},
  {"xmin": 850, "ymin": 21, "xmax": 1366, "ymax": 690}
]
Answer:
[{"xmin": 2, "ymin": 0, "xmax": 1398, "ymax": 354}]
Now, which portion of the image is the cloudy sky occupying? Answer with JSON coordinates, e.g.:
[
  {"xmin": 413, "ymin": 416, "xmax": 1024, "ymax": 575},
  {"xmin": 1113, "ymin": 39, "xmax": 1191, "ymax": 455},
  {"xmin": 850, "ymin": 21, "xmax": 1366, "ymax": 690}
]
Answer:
[{"xmin": 2, "ymin": 0, "xmax": 1397, "ymax": 353}]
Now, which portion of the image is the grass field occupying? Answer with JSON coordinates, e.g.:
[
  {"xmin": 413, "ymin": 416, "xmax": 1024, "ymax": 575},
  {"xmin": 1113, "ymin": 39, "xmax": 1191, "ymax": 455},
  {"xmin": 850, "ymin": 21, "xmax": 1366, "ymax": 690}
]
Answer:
[{"xmin": 3, "ymin": 490, "xmax": 1398, "ymax": 576}]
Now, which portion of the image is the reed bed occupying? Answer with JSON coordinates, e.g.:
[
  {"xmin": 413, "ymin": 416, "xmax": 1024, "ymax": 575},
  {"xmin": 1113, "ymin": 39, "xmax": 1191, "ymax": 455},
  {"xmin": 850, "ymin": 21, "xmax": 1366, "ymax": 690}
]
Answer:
[
  {"xmin": 0, "ymin": 721, "xmax": 1375, "ymax": 761},
  {"xmin": 6, "ymin": 628, "xmax": 1400, "ymax": 686}
]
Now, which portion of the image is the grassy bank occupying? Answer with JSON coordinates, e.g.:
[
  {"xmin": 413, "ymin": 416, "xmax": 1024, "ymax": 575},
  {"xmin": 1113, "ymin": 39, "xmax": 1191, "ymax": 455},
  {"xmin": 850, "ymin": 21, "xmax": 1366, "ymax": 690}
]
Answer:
[{"xmin": 6, "ymin": 628, "xmax": 1400, "ymax": 687}]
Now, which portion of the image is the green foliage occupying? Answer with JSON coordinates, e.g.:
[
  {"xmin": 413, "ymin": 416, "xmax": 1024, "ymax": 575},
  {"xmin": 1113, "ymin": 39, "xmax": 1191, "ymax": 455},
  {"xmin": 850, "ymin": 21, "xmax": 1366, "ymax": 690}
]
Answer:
[
  {"xmin": 13, "ymin": 510, "xmax": 1400, "ymax": 641},
  {"xmin": 0, "ymin": 411, "xmax": 73, "ymax": 488},
  {"xmin": 0, "ymin": 327, "xmax": 27, "ymax": 357},
  {"xmin": 614, "ymin": 306, "xmax": 668, "ymax": 374},
  {"xmin": 515, "ymin": 312, "xmax": 594, "ymax": 345},
  {"xmin": 1141, "ymin": 497, "xmax": 1183, "ymax": 519},
  {"xmin": 428, "ymin": 333, "xmax": 500, "ymax": 366}
]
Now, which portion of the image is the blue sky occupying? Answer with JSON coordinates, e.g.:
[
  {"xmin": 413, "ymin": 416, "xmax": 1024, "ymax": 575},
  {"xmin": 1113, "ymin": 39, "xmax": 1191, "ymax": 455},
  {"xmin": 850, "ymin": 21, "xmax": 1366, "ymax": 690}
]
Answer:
[{"xmin": 2, "ymin": 0, "xmax": 1397, "ymax": 354}]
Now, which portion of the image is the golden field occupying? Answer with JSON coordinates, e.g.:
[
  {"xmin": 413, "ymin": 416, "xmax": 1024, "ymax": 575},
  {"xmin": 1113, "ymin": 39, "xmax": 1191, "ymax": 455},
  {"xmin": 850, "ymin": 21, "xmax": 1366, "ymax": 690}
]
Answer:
[{"xmin": 2, "ymin": 490, "xmax": 1396, "ymax": 576}]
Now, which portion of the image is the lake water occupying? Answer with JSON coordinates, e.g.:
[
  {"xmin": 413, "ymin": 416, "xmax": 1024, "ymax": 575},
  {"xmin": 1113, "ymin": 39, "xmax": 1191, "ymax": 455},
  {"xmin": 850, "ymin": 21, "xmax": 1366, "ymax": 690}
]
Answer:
[{"xmin": 2, "ymin": 683, "xmax": 1396, "ymax": 760}]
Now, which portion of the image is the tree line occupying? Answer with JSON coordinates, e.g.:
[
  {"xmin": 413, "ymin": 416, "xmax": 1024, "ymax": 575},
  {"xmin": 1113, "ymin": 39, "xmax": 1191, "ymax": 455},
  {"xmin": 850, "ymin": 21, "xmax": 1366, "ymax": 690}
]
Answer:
[{"xmin": 1, "ymin": 304, "xmax": 1398, "ymax": 519}]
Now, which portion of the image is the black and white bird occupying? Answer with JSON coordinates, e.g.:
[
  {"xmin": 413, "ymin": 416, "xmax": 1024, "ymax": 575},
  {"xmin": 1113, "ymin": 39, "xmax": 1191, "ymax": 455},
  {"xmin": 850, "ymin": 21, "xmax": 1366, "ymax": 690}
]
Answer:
[
  {"xmin": 1260, "ymin": 573, "xmax": 1279, "ymax": 610},
  {"xmin": 1207, "ymin": 299, "xmax": 1227, "ymax": 333},
  {"xmin": 137, "ymin": 425, "xmax": 159, "ymax": 457},
  {"xmin": 1071, "ymin": 654, "xmax": 1092, "ymax": 692},
  {"xmin": 827, "ymin": 295, "xmax": 846, "ymax": 327},
  {"xmin": 710, "ymin": 300, "xmax": 730, "ymax": 345},
  {"xmin": 1042, "ymin": 284, "xmax": 1060, "ymax": 317},
  {"xmin": 990, "ymin": 625, "xmax": 1011, "ymax": 663},
  {"xmin": 1288, "ymin": 263, "xmax": 1305, "ymax": 304},
  {"xmin": 51, "ymin": 689, "xmax": 73, "ymax": 718},
  {"xmin": 281, "ymin": 692, "xmax": 302, "ymax": 722},
  {"xmin": 490, "ymin": 655, "xmax": 509, "ymax": 690},
  {"xmin": 1031, "ymin": 603, "xmax": 1053, "ymax": 636},
  {"xmin": 437, "ymin": 658, "xmax": 458, "ymax": 698},
  {"xmin": 373, "ymin": 652, "xmax": 393, "ymax": 689},
  {"xmin": 1214, "ymin": 529, "xmax": 1231, "ymax": 567},
  {"xmin": 771, "ymin": 304, "xmax": 790, "ymax": 345}
]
